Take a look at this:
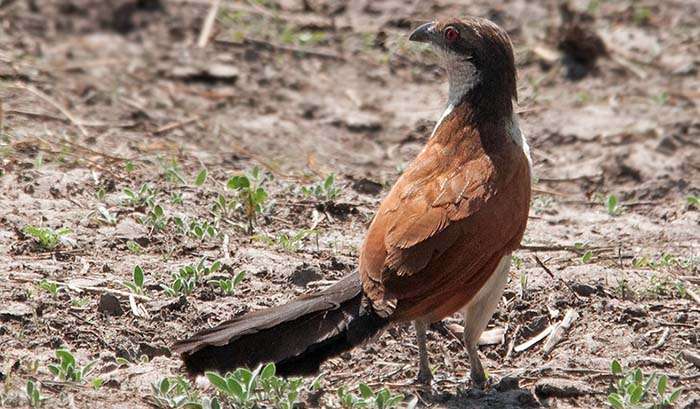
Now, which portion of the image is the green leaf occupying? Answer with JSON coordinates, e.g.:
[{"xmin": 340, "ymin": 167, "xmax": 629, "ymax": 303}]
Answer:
[
  {"xmin": 581, "ymin": 250, "xmax": 593, "ymax": 264},
  {"xmin": 205, "ymin": 372, "xmax": 228, "ymax": 393},
  {"xmin": 611, "ymin": 359, "xmax": 622, "ymax": 375},
  {"xmin": 195, "ymin": 169, "xmax": 208, "ymax": 186},
  {"xmin": 657, "ymin": 374, "xmax": 668, "ymax": 396},
  {"xmin": 630, "ymin": 384, "xmax": 643, "ymax": 404},
  {"xmin": 668, "ymin": 387, "xmax": 682, "ymax": 403},
  {"xmin": 55, "ymin": 349, "xmax": 76, "ymax": 367},
  {"xmin": 607, "ymin": 394, "xmax": 624, "ymax": 409},
  {"xmin": 226, "ymin": 377, "xmax": 244, "ymax": 399},
  {"xmin": 260, "ymin": 363, "xmax": 276, "ymax": 380},
  {"xmin": 359, "ymin": 383, "xmax": 373, "ymax": 399},
  {"xmin": 227, "ymin": 176, "xmax": 250, "ymax": 190},
  {"xmin": 233, "ymin": 270, "xmax": 246, "ymax": 286},
  {"xmin": 606, "ymin": 194, "xmax": 619, "ymax": 215},
  {"xmin": 133, "ymin": 265, "xmax": 144, "ymax": 288}
]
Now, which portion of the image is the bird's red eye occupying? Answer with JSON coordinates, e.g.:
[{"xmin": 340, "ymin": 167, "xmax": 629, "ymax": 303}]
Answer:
[{"xmin": 444, "ymin": 27, "xmax": 459, "ymax": 43}]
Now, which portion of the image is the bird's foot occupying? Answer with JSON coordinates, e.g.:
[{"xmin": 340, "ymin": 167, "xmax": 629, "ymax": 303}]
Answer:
[{"xmin": 468, "ymin": 368, "xmax": 493, "ymax": 390}]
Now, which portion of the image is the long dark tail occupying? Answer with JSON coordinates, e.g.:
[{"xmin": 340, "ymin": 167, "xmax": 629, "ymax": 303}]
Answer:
[{"xmin": 172, "ymin": 274, "xmax": 388, "ymax": 376}]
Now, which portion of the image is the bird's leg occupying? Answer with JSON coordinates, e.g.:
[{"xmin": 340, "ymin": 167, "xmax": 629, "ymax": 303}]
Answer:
[
  {"xmin": 414, "ymin": 320, "xmax": 433, "ymax": 385},
  {"xmin": 460, "ymin": 255, "xmax": 511, "ymax": 389},
  {"xmin": 465, "ymin": 338, "xmax": 487, "ymax": 388}
]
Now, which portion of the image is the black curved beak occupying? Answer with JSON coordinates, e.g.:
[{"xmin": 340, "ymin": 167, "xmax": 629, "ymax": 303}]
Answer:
[{"xmin": 409, "ymin": 22, "xmax": 437, "ymax": 44}]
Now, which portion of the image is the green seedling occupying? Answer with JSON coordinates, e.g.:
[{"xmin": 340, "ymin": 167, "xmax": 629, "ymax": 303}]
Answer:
[
  {"xmin": 337, "ymin": 383, "xmax": 405, "ymax": 409},
  {"xmin": 48, "ymin": 349, "xmax": 97, "ymax": 383},
  {"xmin": 206, "ymin": 363, "xmax": 320, "ymax": 409},
  {"xmin": 22, "ymin": 225, "xmax": 71, "ymax": 250},
  {"xmin": 171, "ymin": 192, "xmax": 184, "ymax": 205},
  {"xmin": 38, "ymin": 280, "xmax": 59, "ymax": 297},
  {"xmin": 581, "ymin": 250, "xmax": 593, "ymax": 264},
  {"xmin": 162, "ymin": 259, "xmax": 221, "ymax": 297},
  {"xmin": 301, "ymin": 173, "xmax": 341, "ymax": 202},
  {"xmin": 96, "ymin": 206, "xmax": 117, "ymax": 225},
  {"xmin": 26, "ymin": 380, "xmax": 48, "ymax": 408},
  {"xmin": 123, "ymin": 265, "xmax": 146, "ymax": 295},
  {"xmin": 141, "ymin": 204, "xmax": 168, "ymax": 232},
  {"xmin": 209, "ymin": 270, "xmax": 246, "ymax": 295},
  {"xmin": 194, "ymin": 169, "xmax": 208, "ymax": 186},
  {"xmin": 606, "ymin": 194, "xmax": 622, "ymax": 216},
  {"xmin": 173, "ymin": 217, "xmax": 218, "ymax": 240},
  {"xmin": 687, "ymin": 195, "xmax": 699, "ymax": 209},
  {"xmin": 123, "ymin": 183, "xmax": 156, "ymax": 208},
  {"xmin": 227, "ymin": 167, "xmax": 269, "ymax": 233},
  {"xmin": 150, "ymin": 376, "xmax": 220, "ymax": 409},
  {"xmin": 126, "ymin": 240, "xmax": 144, "ymax": 254},
  {"xmin": 608, "ymin": 360, "xmax": 682, "ymax": 409}
]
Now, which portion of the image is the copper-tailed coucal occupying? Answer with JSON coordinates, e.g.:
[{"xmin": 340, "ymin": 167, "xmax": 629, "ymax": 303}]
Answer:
[{"xmin": 173, "ymin": 16, "xmax": 532, "ymax": 387}]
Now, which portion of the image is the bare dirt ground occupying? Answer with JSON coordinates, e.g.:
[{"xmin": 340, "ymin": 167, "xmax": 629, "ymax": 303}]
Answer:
[{"xmin": 1, "ymin": 0, "xmax": 699, "ymax": 408}]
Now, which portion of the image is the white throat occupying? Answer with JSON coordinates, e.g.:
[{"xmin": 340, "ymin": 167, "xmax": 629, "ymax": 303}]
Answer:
[{"xmin": 507, "ymin": 112, "xmax": 533, "ymax": 172}]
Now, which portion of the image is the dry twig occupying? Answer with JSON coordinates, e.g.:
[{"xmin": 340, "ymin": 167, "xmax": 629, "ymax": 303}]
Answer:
[
  {"xmin": 13, "ymin": 83, "xmax": 89, "ymax": 137},
  {"xmin": 198, "ymin": 0, "xmax": 221, "ymax": 48}
]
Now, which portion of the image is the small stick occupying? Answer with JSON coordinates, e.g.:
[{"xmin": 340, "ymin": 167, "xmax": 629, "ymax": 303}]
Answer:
[
  {"xmin": 652, "ymin": 328, "xmax": 670, "ymax": 350},
  {"xmin": 543, "ymin": 308, "xmax": 579, "ymax": 356},
  {"xmin": 221, "ymin": 233, "xmax": 230, "ymax": 259},
  {"xmin": 681, "ymin": 350, "xmax": 700, "ymax": 369},
  {"xmin": 153, "ymin": 115, "xmax": 200, "ymax": 135},
  {"xmin": 198, "ymin": 0, "xmax": 221, "ymax": 48},
  {"xmin": 685, "ymin": 286, "xmax": 700, "ymax": 305},
  {"xmin": 14, "ymin": 83, "xmax": 89, "ymax": 137},
  {"xmin": 515, "ymin": 324, "xmax": 555, "ymax": 352},
  {"xmin": 478, "ymin": 327, "xmax": 505, "ymax": 346},
  {"xmin": 505, "ymin": 324, "xmax": 521, "ymax": 361}
]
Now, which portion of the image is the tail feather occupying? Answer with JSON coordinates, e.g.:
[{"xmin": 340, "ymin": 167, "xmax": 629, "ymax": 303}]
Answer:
[{"xmin": 172, "ymin": 274, "xmax": 388, "ymax": 376}]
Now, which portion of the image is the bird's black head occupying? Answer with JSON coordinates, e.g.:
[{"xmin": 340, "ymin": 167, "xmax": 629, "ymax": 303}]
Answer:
[{"xmin": 410, "ymin": 17, "xmax": 517, "ymax": 117}]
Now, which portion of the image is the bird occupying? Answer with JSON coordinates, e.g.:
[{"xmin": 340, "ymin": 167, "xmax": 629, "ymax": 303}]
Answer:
[{"xmin": 172, "ymin": 16, "xmax": 532, "ymax": 388}]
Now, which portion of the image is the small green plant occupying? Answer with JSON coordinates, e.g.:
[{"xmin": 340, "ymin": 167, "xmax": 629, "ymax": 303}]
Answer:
[
  {"xmin": 123, "ymin": 265, "xmax": 146, "ymax": 295},
  {"xmin": 96, "ymin": 206, "xmax": 117, "ymax": 225},
  {"xmin": 269, "ymin": 229, "xmax": 317, "ymax": 252},
  {"xmin": 171, "ymin": 192, "xmax": 184, "ymax": 205},
  {"xmin": 194, "ymin": 169, "xmax": 208, "ymax": 186},
  {"xmin": 150, "ymin": 376, "xmax": 220, "ymax": 409},
  {"xmin": 607, "ymin": 360, "xmax": 682, "ymax": 409},
  {"xmin": 162, "ymin": 259, "xmax": 221, "ymax": 297},
  {"xmin": 227, "ymin": 167, "xmax": 269, "ymax": 233},
  {"xmin": 47, "ymin": 349, "xmax": 97, "ymax": 383},
  {"xmin": 123, "ymin": 183, "xmax": 156, "ymax": 208},
  {"xmin": 38, "ymin": 280, "xmax": 59, "ymax": 297},
  {"xmin": 518, "ymin": 271, "xmax": 528, "ymax": 299},
  {"xmin": 25, "ymin": 380, "xmax": 48, "ymax": 408},
  {"xmin": 22, "ymin": 225, "xmax": 71, "ymax": 250},
  {"xmin": 206, "ymin": 363, "xmax": 320, "ymax": 409},
  {"xmin": 606, "ymin": 194, "xmax": 622, "ymax": 216},
  {"xmin": 162, "ymin": 158, "xmax": 187, "ymax": 185},
  {"xmin": 633, "ymin": 6, "xmax": 651, "ymax": 26},
  {"xmin": 173, "ymin": 217, "xmax": 218, "ymax": 240},
  {"xmin": 70, "ymin": 297, "xmax": 90, "ymax": 308},
  {"xmin": 581, "ymin": 250, "xmax": 593, "ymax": 264},
  {"xmin": 211, "ymin": 194, "xmax": 236, "ymax": 220},
  {"xmin": 91, "ymin": 377, "xmax": 104, "ymax": 391},
  {"xmin": 126, "ymin": 240, "xmax": 144, "ymax": 254},
  {"xmin": 615, "ymin": 278, "xmax": 635, "ymax": 300},
  {"xmin": 209, "ymin": 270, "xmax": 246, "ymax": 295},
  {"xmin": 301, "ymin": 173, "xmax": 341, "ymax": 202},
  {"xmin": 141, "ymin": 204, "xmax": 169, "ymax": 232},
  {"xmin": 337, "ymin": 383, "xmax": 405, "ymax": 409},
  {"xmin": 687, "ymin": 195, "xmax": 699, "ymax": 209}
]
